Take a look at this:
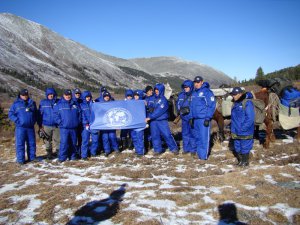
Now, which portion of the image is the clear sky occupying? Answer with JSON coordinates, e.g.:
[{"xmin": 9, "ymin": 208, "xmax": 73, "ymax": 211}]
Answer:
[{"xmin": 0, "ymin": 0, "xmax": 299, "ymax": 81}]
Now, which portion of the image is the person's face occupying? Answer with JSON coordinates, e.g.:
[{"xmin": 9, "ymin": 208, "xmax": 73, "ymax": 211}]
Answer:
[
  {"xmin": 232, "ymin": 93, "xmax": 242, "ymax": 101},
  {"xmin": 47, "ymin": 94, "xmax": 54, "ymax": 100},
  {"xmin": 194, "ymin": 81, "xmax": 203, "ymax": 89},
  {"xmin": 104, "ymin": 96, "xmax": 110, "ymax": 101},
  {"xmin": 126, "ymin": 96, "xmax": 133, "ymax": 100},
  {"xmin": 184, "ymin": 86, "xmax": 190, "ymax": 93},
  {"xmin": 75, "ymin": 93, "xmax": 81, "ymax": 99},
  {"xmin": 147, "ymin": 89, "xmax": 153, "ymax": 96},
  {"xmin": 155, "ymin": 89, "xmax": 159, "ymax": 96},
  {"xmin": 20, "ymin": 94, "xmax": 29, "ymax": 101},
  {"xmin": 85, "ymin": 96, "xmax": 91, "ymax": 102},
  {"xmin": 134, "ymin": 95, "xmax": 139, "ymax": 100},
  {"xmin": 64, "ymin": 94, "xmax": 72, "ymax": 101}
]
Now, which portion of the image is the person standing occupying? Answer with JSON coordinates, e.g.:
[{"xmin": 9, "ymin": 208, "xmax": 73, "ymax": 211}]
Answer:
[
  {"xmin": 80, "ymin": 91, "xmax": 99, "ymax": 160},
  {"xmin": 190, "ymin": 76, "xmax": 216, "ymax": 160},
  {"xmin": 99, "ymin": 91, "xmax": 119, "ymax": 156},
  {"xmin": 73, "ymin": 88, "xmax": 83, "ymax": 158},
  {"xmin": 54, "ymin": 89, "xmax": 81, "ymax": 162},
  {"xmin": 230, "ymin": 87, "xmax": 255, "ymax": 167},
  {"xmin": 8, "ymin": 89, "xmax": 38, "ymax": 164},
  {"xmin": 38, "ymin": 88, "xmax": 60, "ymax": 159},
  {"xmin": 120, "ymin": 89, "xmax": 134, "ymax": 150},
  {"xmin": 144, "ymin": 85, "xmax": 154, "ymax": 151},
  {"xmin": 177, "ymin": 80, "xmax": 196, "ymax": 155},
  {"xmin": 145, "ymin": 83, "xmax": 178, "ymax": 155}
]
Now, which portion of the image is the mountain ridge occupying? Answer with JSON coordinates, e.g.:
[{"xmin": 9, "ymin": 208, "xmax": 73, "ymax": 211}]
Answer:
[{"xmin": 0, "ymin": 13, "xmax": 233, "ymax": 97}]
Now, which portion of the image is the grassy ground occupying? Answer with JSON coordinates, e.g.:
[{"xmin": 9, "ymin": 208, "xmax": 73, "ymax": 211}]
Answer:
[{"xmin": 0, "ymin": 129, "xmax": 299, "ymax": 225}]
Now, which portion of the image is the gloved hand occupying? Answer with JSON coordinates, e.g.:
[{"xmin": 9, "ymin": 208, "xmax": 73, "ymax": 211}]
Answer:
[
  {"xmin": 204, "ymin": 119, "xmax": 210, "ymax": 127},
  {"xmin": 189, "ymin": 118, "xmax": 194, "ymax": 129}
]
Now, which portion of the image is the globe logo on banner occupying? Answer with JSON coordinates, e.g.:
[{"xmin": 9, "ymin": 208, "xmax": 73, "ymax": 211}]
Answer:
[{"xmin": 104, "ymin": 108, "xmax": 132, "ymax": 127}]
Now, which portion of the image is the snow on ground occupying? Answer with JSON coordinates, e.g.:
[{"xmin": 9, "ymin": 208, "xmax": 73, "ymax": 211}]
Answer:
[{"xmin": 0, "ymin": 134, "xmax": 300, "ymax": 225}]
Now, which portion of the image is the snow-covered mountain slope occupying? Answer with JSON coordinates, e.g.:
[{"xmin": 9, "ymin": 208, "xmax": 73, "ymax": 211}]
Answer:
[{"xmin": 0, "ymin": 13, "xmax": 233, "ymax": 96}]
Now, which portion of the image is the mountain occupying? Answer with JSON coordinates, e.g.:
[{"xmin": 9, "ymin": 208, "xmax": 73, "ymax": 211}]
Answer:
[{"xmin": 0, "ymin": 13, "xmax": 233, "ymax": 97}]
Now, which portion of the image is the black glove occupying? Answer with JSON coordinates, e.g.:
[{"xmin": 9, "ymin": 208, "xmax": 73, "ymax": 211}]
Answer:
[
  {"xmin": 204, "ymin": 119, "xmax": 210, "ymax": 127},
  {"xmin": 189, "ymin": 118, "xmax": 194, "ymax": 129}
]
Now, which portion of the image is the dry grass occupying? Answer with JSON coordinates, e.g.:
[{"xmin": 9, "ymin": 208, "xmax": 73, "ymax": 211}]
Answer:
[{"xmin": 0, "ymin": 131, "xmax": 299, "ymax": 224}]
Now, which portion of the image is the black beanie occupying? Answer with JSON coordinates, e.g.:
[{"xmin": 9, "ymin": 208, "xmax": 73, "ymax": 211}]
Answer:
[{"xmin": 145, "ymin": 85, "xmax": 153, "ymax": 93}]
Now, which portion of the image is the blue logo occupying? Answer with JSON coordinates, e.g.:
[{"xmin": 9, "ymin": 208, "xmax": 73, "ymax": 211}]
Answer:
[{"xmin": 104, "ymin": 108, "xmax": 132, "ymax": 127}]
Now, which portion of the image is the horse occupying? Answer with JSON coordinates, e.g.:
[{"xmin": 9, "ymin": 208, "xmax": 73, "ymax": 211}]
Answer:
[{"xmin": 253, "ymin": 87, "xmax": 300, "ymax": 148}]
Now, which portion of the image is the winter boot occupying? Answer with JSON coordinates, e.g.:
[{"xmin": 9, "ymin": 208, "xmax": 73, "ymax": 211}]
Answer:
[
  {"xmin": 235, "ymin": 153, "xmax": 242, "ymax": 166},
  {"xmin": 46, "ymin": 149, "xmax": 54, "ymax": 160},
  {"xmin": 128, "ymin": 138, "xmax": 134, "ymax": 150},
  {"xmin": 121, "ymin": 139, "xmax": 127, "ymax": 150},
  {"xmin": 239, "ymin": 154, "xmax": 249, "ymax": 167}
]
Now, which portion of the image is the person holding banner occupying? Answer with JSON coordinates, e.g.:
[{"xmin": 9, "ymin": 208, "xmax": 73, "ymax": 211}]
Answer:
[
  {"xmin": 120, "ymin": 89, "xmax": 134, "ymax": 150},
  {"xmin": 131, "ymin": 90, "xmax": 146, "ymax": 156},
  {"xmin": 145, "ymin": 83, "xmax": 179, "ymax": 155},
  {"xmin": 54, "ymin": 89, "xmax": 81, "ymax": 162},
  {"xmin": 99, "ymin": 91, "xmax": 119, "ymax": 156},
  {"xmin": 80, "ymin": 91, "xmax": 99, "ymax": 160}
]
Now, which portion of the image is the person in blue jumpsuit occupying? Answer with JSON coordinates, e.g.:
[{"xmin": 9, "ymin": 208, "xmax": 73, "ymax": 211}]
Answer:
[
  {"xmin": 80, "ymin": 91, "xmax": 99, "ymax": 160},
  {"xmin": 120, "ymin": 89, "xmax": 134, "ymax": 150},
  {"xmin": 176, "ymin": 80, "xmax": 196, "ymax": 155},
  {"xmin": 99, "ymin": 91, "xmax": 119, "ymax": 157},
  {"xmin": 38, "ymin": 88, "xmax": 60, "ymax": 159},
  {"xmin": 144, "ymin": 85, "xmax": 154, "ymax": 151},
  {"xmin": 9, "ymin": 89, "xmax": 38, "ymax": 164},
  {"xmin": 72, "ymin": 88, "xmax": 83, "ymax": 158},
  {"xmin": 54, "ymin": 89, "xmax": 81, "ymax": 162},
  {"xmin": 190, "ymin": 76, "xmax": 216, "ymax": 160},
  {"xmin": 131, "ymin": 90, "xmax": 146, "ymax": 156},
  {"xmin": 230, "ymin": 87, "xmax": 255, "ymax": 167},
  {"xmin": 145, "ymin": 83, "xmax": 178, "ymax": 155}
]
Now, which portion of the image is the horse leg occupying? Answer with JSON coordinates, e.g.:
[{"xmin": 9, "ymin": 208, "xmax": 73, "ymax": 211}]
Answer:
[
  {"xmin": 263, "ymin": 120, "xmax": 273, "ymax": 149},
  {"xmin": 270, "ymin": 127, "xmax": 276, "ymax": 142},
  {"xmin": 213, "ymin": 111, "xmax": 225, "ymax": 142},
  {"xmin": 297, "ymin": 126, "xmax": 300, "ymax": 142}
]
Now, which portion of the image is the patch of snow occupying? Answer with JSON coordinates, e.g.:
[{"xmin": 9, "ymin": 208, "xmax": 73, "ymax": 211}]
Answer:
[
  {"xmin": 10, "ymin": 195, "xmax": 44, "ymax": 224},
  {"xmin": 244, "ymin": 184, "xmax": 256, "ymax": 190},
  {"xmin": 264, "ymin": 175, "xmax": 277, "ymax": 184},
  {"xmin": 279, "ymin": 173, "xmax": 294, "ymax": 178},
  {"xmin": 203, "ymin": 196, "xmax": 215, "ymax": 204},
  {"xmin": 271, "ymin": 203, "xmax": 300, "ymax": 223}
]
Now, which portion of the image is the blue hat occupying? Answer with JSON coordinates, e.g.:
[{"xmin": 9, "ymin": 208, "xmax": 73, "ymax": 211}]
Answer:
[
  {"xmin": 194, "ymin": 76, "xmax": 203, "ymax": 82},
  {"xmin": 64, "ymin": 89, "xmax": 72, "ymax": 95},
  {"xmin": 74, "ymin": 88, "xmax": 81, "ymax": 94},
  {"xmin": 230, "ymin": 87, "xmax": 243, "ymax": 95},
  {"xmin": 20, "ymin": 89, "xmax": 29, "ymax": 96}
]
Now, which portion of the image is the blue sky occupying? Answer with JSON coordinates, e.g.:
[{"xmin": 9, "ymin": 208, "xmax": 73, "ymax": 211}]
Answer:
[{"xmin": 0, "ymin": 0, "xmax": 299, "ymax": 81}]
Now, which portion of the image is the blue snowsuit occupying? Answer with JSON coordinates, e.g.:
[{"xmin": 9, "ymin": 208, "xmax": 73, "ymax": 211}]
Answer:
[
  {"xmin": 120, "ymin": 89, "xmax": 134, "ymax": 143},
  {"xmin": 176, "ymin": 80, "xmax": 196, "ymax": 153},
  {"xmin": 144, "ymin": 92, "xmax": 155, "ymax": 143},
  {"xmin": 9, "ymin": 96, "xmax": 38, "ymax": 163},
  {"xmin": 190, "ymin": 82, "xmax": 216, "ymax": 160},
  {"xmin": 38, "ymin": 88, "xmax": 59, "ymax": 127},
  {"xmin": 148, "ymin": 83, "xmax": 178, "ymax": 153},
  {"xmin": 131, "ymin": 91, "xmax": 146, "ymax": 156},
  {"xmin": 98, "ymin": 92, "xmax": 119, "ymax": 154},
  {"xmin": 231, "ymin": 93, "xmax": 255, "ymax": 154},
  {"xmin": 54, "ymin": 98, "xmax": 81, "ymax": 162},
  {"xmin": 80, "ymin": 91, "xmax": 99, "ymax": 159},
  {"xmin": 281, "ymin": 87, "xmax": 300, "ymax": 107}
]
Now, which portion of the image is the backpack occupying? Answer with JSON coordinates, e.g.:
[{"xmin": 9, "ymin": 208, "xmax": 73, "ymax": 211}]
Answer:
[
  {"xmin": 242, "ymin": 99, "xmax": 266, "ymax": 125},
  {"xmin": 257, "ymin": 77, "xmax": 293, "ymax": 96}
]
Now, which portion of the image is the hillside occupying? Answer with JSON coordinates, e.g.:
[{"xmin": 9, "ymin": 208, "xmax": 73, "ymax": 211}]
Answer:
[{"xmin": 0, "ymin": 13, "xmax": 233, "ymax": 97}]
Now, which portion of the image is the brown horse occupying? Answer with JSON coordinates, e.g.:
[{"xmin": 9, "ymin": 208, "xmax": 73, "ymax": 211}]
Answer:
[{"xmin": 254, "ymin": 88, "xmax": 300, "ymax": 148}]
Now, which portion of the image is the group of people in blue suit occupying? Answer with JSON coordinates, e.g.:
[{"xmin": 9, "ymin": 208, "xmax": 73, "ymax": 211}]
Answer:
[{"xmin": 8, "ymin": 75, "xmax": 257, "ymax": 167}]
